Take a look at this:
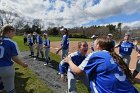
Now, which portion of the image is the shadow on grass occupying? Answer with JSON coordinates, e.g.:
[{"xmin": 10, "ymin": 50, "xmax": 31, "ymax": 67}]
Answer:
[
  {"xmin": 49, "ymin": 60, "xmax": 60, "ymax": 71},
  {"xmin": 15, "ymin": 68, "xmax": 34, "ymax": 93}
]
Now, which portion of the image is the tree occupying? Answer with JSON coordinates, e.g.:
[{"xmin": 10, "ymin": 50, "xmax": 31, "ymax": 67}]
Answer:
[
  {"xmin": 14, "ymin": 17, "xmax": 27, "ymax": 29},
  {"xmin": 0, "ymin": 10, "xmax": 19, "ymax": 26},
  {"xmin": 117, "ymin": 23, "xmax": 122, "ymax": 38}
]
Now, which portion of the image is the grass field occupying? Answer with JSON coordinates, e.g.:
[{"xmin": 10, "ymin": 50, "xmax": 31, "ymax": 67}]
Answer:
[{"xmin": 13, "ymin": 36, "xmax": 140, "ymax": 93}]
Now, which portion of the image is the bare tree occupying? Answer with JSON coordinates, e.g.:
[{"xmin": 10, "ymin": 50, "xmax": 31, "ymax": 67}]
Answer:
[
  {"xmin": 0, "ymin": 10, "xmax": 19, "ymax": 26},
  {"xmin": 14, "ymin": 17, "xmax": 27, "ymax": 29}
]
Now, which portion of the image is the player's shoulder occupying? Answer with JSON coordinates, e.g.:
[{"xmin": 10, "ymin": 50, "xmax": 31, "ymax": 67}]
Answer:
[
  {"xmin": 89, "ymin": 50, "xmax": 111, "ymax": 59},
  {"xmin": 4, "ymin": 38, "xmax": 16, "ymax": 44},
  {"xmin": 69, "ymin": 51, "xmax": 79, "ymax": 57}
]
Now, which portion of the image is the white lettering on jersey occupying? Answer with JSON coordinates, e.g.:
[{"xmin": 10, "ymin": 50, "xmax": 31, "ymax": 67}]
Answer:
[{"xmin": 0, "ymin": 46, "xmax": 4, "ymax": 58}]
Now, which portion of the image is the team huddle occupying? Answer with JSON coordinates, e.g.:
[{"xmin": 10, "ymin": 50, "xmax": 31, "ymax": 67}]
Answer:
[{"xmin": 0, "ymin": 24, "xmax": 140, "ymax": 93}]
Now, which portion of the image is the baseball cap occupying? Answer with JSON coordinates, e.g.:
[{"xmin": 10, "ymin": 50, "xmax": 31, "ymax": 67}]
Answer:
[
  {"xmin": 91, "ymin": 35, "xmax": 98, "ymax": 38},
  {"xmin": 43, "ymin": 33, "xmax": 48, "ymax": 36},
  {"xmin": 125, "ymin": 33, "xmax": 130, "ymax": 36},
  {"xmin": 108, "ymin": 33, "xmax": 113, "ymax": 37}
]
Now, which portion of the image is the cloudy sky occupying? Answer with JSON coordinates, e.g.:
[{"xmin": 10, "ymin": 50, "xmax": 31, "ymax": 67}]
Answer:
[{"xmin": 0, "ymin": 0, "xmax": 140, "ymax": 28}]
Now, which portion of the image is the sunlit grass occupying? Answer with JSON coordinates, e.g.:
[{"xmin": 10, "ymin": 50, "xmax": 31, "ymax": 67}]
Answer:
[{"xmin": 15, "ymin": 64, "xmax": 52, "ymax": 93}]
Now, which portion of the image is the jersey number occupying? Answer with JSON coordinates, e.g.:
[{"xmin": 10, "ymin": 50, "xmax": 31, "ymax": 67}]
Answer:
[
  {"xmin": 0, "ymin": 46, "xmax": 4, "ymax": 58},
  {"xmin": 110, "ymin": 58, "xmax": 126, "ymax": 81},
  {"xmin": 124, "ymin": 48, "xmax": 128, "ymax": 52}
]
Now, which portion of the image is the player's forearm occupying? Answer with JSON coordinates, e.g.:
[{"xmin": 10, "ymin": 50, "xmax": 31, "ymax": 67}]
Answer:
[
  {"xmin": 68, "ymin": 60, "xmax": 83, "ymax": 75},
  {"xmin": 12, "ymin": 56, "xmax": 27, "ymax": 67},
  {"xmin": 43, "ymin": 46, "xmax": 50, "ymax": 48}
]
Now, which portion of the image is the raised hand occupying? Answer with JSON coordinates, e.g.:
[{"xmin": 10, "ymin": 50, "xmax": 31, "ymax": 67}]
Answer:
[{"xmin": 133, "ymin": 40, "xmax": 138, "ymax": 45}]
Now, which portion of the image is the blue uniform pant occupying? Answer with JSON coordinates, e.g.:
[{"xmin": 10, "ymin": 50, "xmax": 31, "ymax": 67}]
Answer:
[
  {"xmin": 67, "ymin": 70, "xmax": 89, "ymax": 93},
  {"xmin": 45, "ymin": 48, "xmax": 50, "ymax": 64},
  {"xmin": 61, "ymin": 49, "xmax": 68, "ymax": 60},
  {"xmin": 36, "ymin": 44, "xmax": 44, "ymax": 58},
  {"xmin": 120, "ymin": 55, "xmax": 131, "ymax": 67},
  {"xmin": 0, "ymin": 66, "xmax": 15, "ymax": 93}
]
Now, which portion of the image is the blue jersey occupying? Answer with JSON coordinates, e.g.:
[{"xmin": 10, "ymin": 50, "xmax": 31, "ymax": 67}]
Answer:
[
  {"xmin": 79, "ymin": 50, "xmax": 138, "ymax": 93},
  {"xmin": 0, "ymin": 37, "xmax": 19, "ymax": 67},
  {"xmin": 61, "ymin": 35, "xmax": 69, "ymax": 50},
  {"xmin": 119, "ymin": 41, "xmax": 134, "ymax": 56},
  {"xmin": 43, "ymin": 38, "xmax": 50, "ymax": 48},
  {"xmin": 36, "ymin": 35, "xmax": 43, "ymax": 44},
  {"xmin": 28, "ymin": 37, "xmax": 34, "ymax": 46},
  {"xmin": 59, "ymin": 51, "xmax": 87, "ymax": 74}
]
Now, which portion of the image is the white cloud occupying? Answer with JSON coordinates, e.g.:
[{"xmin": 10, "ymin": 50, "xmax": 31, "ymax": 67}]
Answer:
[
  {"xmin": 123, "ymin": 21, "xmax": 140, "ymax": 28},
  {"xmin": 0, "ymin": 0, "xmax": 140, "ymax": 28}
]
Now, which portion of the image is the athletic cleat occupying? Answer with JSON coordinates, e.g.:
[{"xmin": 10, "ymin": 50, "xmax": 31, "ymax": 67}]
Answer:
[{"xmin": 44, "ymin": 63, "xmax": 48, "ymax": 66}]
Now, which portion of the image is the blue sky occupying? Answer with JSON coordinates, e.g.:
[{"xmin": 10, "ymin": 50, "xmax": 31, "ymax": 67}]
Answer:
[
  {"xmin": 0, "ymin": 0, "xmax": 140, "ymax": 29},
  {"xmin": 83, "ymin": 12, "xmax": 140, "ymax": 26}
]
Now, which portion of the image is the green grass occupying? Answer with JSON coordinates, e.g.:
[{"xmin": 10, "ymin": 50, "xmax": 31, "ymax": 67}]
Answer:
[
  {"xmin": 13, "ymin": 35, "xmax": 140, "ymax": 92},
  {"xmin": 13, "ymin": 36, "xmax": 29, "ymax": 51},
  {"xmin": 15, "ymin": 64, "xmax": 52, "ymax": 93}
]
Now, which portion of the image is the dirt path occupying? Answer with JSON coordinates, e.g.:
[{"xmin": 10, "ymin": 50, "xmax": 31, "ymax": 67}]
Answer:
[{"xmin": 21, "ymin": 51, "xmax": 67, "ymax": 93}]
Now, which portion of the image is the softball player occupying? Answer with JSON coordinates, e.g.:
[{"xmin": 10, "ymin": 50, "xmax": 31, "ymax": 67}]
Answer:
[
  {"xmin": 27, "ymin": 34, "xmax": 34, "ymax": 57},
  {"xmin": 65, "ymin": 37, "xmax": 138, "ymax": 93},
  {"xmin": 43, "ymin": 33, "xmax": 50, "ymax": 65},
  {"xmin": 0, "ymin": 25, "xmax": 28, "ymax": 93},
  {"xmin": 56, "ymin": 28, "xmax": 69, "ymax": 60},
  {"xmin": 90, "ymin": 35, "xmax": 98, "ymax": 52},
  {"xmin": 23, "ymin": 32, "xmax": 27, "ymax": 45},
  {"xmin": 115, "ymin": 33, "xmax": 139, "ymax": 66},
  {"xmin": 107, "ymin": 33, "xmax": 116, "ymax": 47},
  {"xmin": 33, "ymin": 32, "xmax": 44, "ymax": 59},
  {"xmin": 59, "ymin": 41, "xmax": 90, "ymax": 93}
]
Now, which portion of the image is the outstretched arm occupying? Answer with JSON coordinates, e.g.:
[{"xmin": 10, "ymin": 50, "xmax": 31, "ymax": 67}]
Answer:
[
  {"xmin": 56, "ymin": 47, "xmax": 63, "ymax": 54},
  {"xmin": 12, "ymin": 56, "xmax": 28, "ymax": 67}
]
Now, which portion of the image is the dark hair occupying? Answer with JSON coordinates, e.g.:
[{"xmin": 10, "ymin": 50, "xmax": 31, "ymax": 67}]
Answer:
[
  {"xmin": 78, "ymin": 41, "xmax": 88, "ymax": 49},
  {"xmin": 64, "ymin": 28, "xmax": 68, "ymax": 34},
  {"xmin": 1, "ymin": 24, "xmax": 15, "ymax": 36},
  {"xmin": 96, "ymin": 37, "xmax": 133, "ymax": 82}
]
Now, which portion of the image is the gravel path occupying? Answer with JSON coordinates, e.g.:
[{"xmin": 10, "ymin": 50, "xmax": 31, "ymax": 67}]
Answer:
[{"xmin": 21, "ymin": 51, "xmax": 67, "ymax": 93}]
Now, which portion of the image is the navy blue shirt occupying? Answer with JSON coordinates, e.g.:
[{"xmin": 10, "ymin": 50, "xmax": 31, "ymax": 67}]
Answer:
[
  {"xmin": 43, "ymin": 38, "xmax": 50, "ymax": 48},
  {"xmin": 61, "ymin": 35, "xmax": 69, "ymax": 50},
  {"xmin": 118, "ymin": 41, "xmax": 134, "ymax": 56},
  {"xmin": 59, "ymin": 51, "xmax": 87, "ymax": 74},
  {"xmin": 0, "ymin": 37, "xmax": 19, "ymax": 67}
]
